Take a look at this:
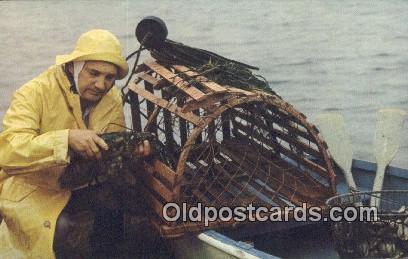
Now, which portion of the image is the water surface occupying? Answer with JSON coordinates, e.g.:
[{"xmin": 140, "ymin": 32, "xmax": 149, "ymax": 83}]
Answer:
[{"xmin": 0, "ymin": 0, "xmax": 407, "ymax": 168}]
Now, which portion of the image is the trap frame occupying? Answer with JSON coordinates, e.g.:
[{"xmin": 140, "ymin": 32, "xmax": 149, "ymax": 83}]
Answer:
[{"xmin": 128, "ymin": 59, "xmax": 336, "ymax": 238}]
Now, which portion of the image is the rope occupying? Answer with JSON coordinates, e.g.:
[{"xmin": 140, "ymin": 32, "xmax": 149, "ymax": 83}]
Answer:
[{"xmin": 149, "ymin": 39, "xmax": 277, "ymax": 94}]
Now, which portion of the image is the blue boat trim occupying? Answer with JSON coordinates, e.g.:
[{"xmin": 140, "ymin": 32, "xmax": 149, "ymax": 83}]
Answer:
[{"xmin": 352, "ymin": 159, "xmax": 408, "ymax": 180}]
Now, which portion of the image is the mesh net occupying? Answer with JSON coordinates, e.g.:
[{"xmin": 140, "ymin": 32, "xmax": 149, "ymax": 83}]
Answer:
[{"xmin": 326, "ymin": 190, "xmax": 408, "ymax": 258}]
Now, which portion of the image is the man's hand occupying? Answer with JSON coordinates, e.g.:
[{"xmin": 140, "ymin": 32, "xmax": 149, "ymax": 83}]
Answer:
[
  {"xmin": 135, "ymin": 140, "xmax": 151, "ymax": 157},
  {"xmin": 68, "ymin": 129, "xmax": 108, "ymax": 160}
]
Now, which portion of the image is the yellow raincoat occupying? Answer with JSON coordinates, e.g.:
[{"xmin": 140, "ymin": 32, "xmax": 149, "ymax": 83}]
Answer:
[{"xmin": 0, "ymin": 29, "xmax": 128, "ymax": 258}]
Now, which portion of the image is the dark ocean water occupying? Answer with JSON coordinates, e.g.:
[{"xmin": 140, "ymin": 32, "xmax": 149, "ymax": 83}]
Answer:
[{"xmin": 1, "ymin": 0, "xmax": 407, "ymax": 169}]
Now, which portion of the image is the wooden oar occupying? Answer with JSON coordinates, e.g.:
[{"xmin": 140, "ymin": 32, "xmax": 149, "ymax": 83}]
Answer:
[
  {"xmin": 316, "ymin": 113, "xmax": 358, "ymax": 193},
  {"xmin": 370, "ymin": 108, "xmax": 407, "ymax": 207}
]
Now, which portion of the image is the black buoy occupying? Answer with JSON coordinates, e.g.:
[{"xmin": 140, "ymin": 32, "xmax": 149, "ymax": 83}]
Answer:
[{"xmin": 135, "ymin": 16, "xmax": 168, "ymax": 49}]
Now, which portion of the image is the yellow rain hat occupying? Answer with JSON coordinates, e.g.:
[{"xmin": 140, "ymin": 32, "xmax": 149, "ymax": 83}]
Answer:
[{"xmin": 56, "ymin": 29, "xmax": 129, "ymax": 79}]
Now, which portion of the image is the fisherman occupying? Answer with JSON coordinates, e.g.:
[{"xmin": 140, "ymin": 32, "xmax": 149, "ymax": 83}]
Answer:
[{"xmin": 0, "ymin": 29, "xmax": 150, "ymax": 258}]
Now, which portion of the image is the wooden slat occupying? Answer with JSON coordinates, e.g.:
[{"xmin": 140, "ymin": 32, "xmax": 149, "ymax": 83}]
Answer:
[
  {"xmin": 181, "ymin": 92, "xmax": 227, "ymax": 113},
  {"xmin": 231, "ymin": 120, "xmax": 329, "ymax": 179},
  {"xmin": 233, "ymin": 121, "xmax": 328, "ymax": 180},
  {"xmin": 243, "ymin": 104, "xmax": 312, "ymax": 142},
  {"xmin": 154, "ymin": 160, "xmax": 177, "ymax": 184},
  {"xmin": 162, "ymin": 90, "xmax": 177, "ymax": 154},
  {"xmin": 230, "ymin": 118, "xmax": 280, "ymax": 154},
  {"xmin": 193, "ymin": 109, "xmax": 203, "ymax": 144},
  {"xmin": 177, "ymin": 97, "xmax": 188, "ymax": 145},
  {"xmin": 271, "ymin": 106, "xmax": 309, "ymax": 133},
  {"xmin": 221, "ymin": 109, "xmax": 231, "ymax": 140},
  {"xmin": 272, "ymin": 127, "xmax": 321, "ymax": 158},
  {"xmin": 242, "ymin": 102, "xmax": 307, "ymax": 132},
  {"xmin": 144, "ymin": 106, "xmax": 160, "ymax": 132},
  {"xmin": 207, "ymin": 120, "xmax": 216, "ymax": 142},
  {"xmin": 143, "ymin": 160, "xmax": 177, "ymax": 185},
  {"xmin": 265, "ymin": 111, "xmax": 311, "ymax": 142},
  {"xmin": 129, "ymin": 91, "xmax": 142, "ymax": 132},
  {"xmin": 226, "ymin": 136, "xmax": 279, "ymax": 164},
  {"xmin": 138, "ymin": 72, "xmax": 159, "ymax": 86},
  {"xmin": 144, "ymin": 78, "xmax": 157, "ymax": 134},
  {"xmin": 134, "ymin": 64, "xmax": 150, "ymax": 74},
  {"xmin": 226, "ymin": 86, "xmax": 256, "ymax": 96},
  {"xmin": 235, "ymin": 106, "xmax": 327, "ymax": 169},
  {"xmin": 129, "ymin": 83, "xmax": 205, "ymax": 127},
  {"xmin": 144, "ymin": 60, "xmax": 207, "ymax": 101},
  {"xmin": 172, "ymin": 64, "xmax": 227, "ymax": 93},
  {"xmin": 231, "ymin": 109, "xmax": 321, "ymax": 159},
  {"xmin": 140, "ymin": 171, "xmax": 176, "ymax": 203}
]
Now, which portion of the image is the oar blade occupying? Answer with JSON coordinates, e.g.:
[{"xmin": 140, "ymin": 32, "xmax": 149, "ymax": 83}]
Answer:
[
  {"xmin": 374, "ymin": 109, "xmax": 407, "ymax": 165},
  {"xmin": 371, "ymin": 108, "xmax": 407, "ymax": 207},
  {"xmin": 316, "ymin": 113, "xmax": 353, "ymax": 172}
]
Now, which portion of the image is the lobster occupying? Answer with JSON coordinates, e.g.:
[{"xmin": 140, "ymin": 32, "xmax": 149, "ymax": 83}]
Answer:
[{"xmin": 58, "ymin": 131, "xmax": 159, "ymax": 190}]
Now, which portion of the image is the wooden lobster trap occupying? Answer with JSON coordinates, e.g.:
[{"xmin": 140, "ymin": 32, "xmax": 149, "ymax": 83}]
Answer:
[{"xmin": 128, "ymin": 58, "xmax": 336, "ymax": 238}]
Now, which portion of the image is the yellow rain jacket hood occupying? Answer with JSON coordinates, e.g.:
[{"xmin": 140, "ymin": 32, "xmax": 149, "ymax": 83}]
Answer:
[
  {"xmin": 0, "ymin": 29, "xmax": 127, "ymax": 258},
  {"xmin": 56, "ymin": 29, "xmax": 129, "ymax": 79}
]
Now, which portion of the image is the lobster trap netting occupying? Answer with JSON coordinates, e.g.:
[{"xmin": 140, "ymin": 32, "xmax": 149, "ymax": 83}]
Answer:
[
  {"xmin": 128, "ymin": 59, "xmax": 336, "ymax": 237},
  {"xmin": 326, "ymin": 190, "xmax": 408, "ymax": 258}
]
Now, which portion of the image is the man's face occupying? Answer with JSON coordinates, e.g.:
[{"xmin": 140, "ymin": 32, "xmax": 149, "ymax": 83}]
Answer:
[{"xmin": 77, "ymin": 61, "xmax": 118, "ymax": 102}]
